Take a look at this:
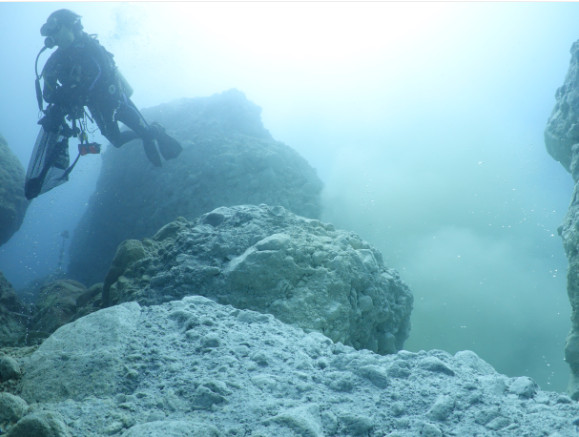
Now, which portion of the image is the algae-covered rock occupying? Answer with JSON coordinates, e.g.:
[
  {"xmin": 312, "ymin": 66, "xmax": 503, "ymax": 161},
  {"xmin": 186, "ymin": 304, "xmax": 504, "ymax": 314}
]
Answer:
[
  {"xmin": 0, "ymin": 272, "xmax": 26, "ymax": 347},
  {"xmin": 28, "ymin": 279, "xmax": 87, "ymax": 337},
  {"xmin": 0, "ymin": 134, "xmax": 28, "ymax": 247},
  {"xmin": 0, "ymin": 355, "xmax": 21, "ymax": 382},
  {"xmin": 0, "ymin": 392, "xmax": 28, "ymax": 424},
  {"xmin": 6, "ymin": 411, "xmax": 71, "ymax": 437}
]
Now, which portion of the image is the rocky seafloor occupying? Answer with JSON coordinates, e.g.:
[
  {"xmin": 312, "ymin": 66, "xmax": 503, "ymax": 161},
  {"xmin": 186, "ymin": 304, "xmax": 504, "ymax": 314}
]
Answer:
[{"xmin": 2, "ymin": 295, "xmax": 579, "ymax": 436}]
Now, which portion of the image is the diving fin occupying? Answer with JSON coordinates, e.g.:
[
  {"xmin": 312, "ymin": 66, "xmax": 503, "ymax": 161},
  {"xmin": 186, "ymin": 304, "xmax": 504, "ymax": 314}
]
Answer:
[
  {"xmin": 150, "ymin": 122, "xmax": 182, "ymax": 160},
  {"xmin": 25, "ymin": 126, "xmax": 71, "ymax": 200},
  {"xmin": 143, "ymin": 138, "xmax": 162, "ymax": 167}
]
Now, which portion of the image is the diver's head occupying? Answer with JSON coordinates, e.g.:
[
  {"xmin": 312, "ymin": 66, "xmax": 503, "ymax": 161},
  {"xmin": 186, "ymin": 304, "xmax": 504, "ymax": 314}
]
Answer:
[{"xmin": 41, "ymin": 9, "xmax": 83, "ymax": 48}]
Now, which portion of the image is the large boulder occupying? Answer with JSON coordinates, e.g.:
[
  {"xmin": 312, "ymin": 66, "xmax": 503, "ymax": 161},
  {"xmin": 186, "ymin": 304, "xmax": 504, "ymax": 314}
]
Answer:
[
  {"xmin": 546, "ymin": 39, "xmax": 579, "ymax": 399},
  {"xmin": 104, "ymin": 204, "xmax": 413, "ymax": 354},
  {"xmin": 0, "ymin": 272, "xmax": 26, "ymax": 347},
  {"xmin": 68, "ymin": 90, "xmax": 323, "ymax": 286},
  {"xmin": 0, "ymin": 134, "xmax": 28, "ymax": 246},
  {"xmin": 6, "ymin": 295, "xmax": 578, "ymax": 436}
]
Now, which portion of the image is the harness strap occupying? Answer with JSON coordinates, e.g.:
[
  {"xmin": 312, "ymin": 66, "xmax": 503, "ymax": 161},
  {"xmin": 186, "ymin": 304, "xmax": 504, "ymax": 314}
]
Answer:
[{"xmin": 34, "ymin": 46, "xmax": 49, "ymax": 113}]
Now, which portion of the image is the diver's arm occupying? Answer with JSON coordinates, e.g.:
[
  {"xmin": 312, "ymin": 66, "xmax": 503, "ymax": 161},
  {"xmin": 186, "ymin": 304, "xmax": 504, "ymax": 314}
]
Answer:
[
  {"xmin": 42, "ymin": 58, "xmax": 87, "ymax": 117},
  {"xmin": 41, "ymin": 61, "xmax": 61, "ymax": 105},
  {"xmin": 42, "ymin": 68, "xmax": 80, "ymax": 108}
]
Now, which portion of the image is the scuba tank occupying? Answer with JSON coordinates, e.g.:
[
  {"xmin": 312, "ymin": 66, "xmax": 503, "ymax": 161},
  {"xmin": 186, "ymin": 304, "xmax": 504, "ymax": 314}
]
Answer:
[
  {"xmin": 116, "ymin": 69, "xmax": 134, "ymax": 98},
  {"xmin": 106, "ymin": 68, "xmax": 134, "ymax": 99}
]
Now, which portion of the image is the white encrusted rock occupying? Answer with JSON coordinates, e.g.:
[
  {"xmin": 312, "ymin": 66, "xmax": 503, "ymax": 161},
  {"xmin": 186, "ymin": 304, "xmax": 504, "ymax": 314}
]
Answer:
[
  {"xmin": 12, "ymin": 296, "xmax": 579, "ymax": 437},
  {"xmin": 104, "ymin": 204, "xmax": 413, "ymax": 354}
]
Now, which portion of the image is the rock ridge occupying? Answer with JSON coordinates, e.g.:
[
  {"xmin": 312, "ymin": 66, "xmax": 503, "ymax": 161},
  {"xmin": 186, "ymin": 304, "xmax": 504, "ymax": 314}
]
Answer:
[{"xmin": 1, "ymin": 295, "xmax": 576, "ymax": 436}]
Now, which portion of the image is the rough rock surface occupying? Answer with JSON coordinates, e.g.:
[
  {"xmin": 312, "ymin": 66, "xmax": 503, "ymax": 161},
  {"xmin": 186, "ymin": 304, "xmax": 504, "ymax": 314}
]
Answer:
[
  {"xmin": 0, "ymin": 134, "xmax": 28, "ymax": 247},
  {"xmin": 546, "ymin": 39, "xmax": 579, "ymax": 399},
  {"xmin": 558, "ymin": 188, "xmax": 579, "ymax": 399},
  {"xmin": 545, "ymin": 40, "xmax": 579, "ymax": 180},
  {"xmin": 103, "ymin": 204, "xmax": 413, "ymax": 354},
  {"xmin": 2, "ymin": 295, "xmax": 577, "ymax": 437},
  {"xmin": 68, "ymin": 89, "xmax": 323, "ymax": 286},
  {"xmin": 0, "ymin": 272, "xmax": 26, "ymax": 347},
  {"xmin": 27, "ymin": 279, "xmax": 89, "ymax": 339}
]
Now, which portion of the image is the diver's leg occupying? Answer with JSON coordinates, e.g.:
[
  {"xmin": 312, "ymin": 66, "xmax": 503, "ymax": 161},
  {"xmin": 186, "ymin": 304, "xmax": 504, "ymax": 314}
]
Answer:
[
  {"xmin": 116, "ymin": 98, "xmax": 182, "ymax": 161},
  {"xmin": 89, "ymin": 105, "xmax": 139, "ymax": 148}
]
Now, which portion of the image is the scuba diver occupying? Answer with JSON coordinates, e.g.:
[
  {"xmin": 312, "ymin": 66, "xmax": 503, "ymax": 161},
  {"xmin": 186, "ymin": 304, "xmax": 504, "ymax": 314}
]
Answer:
[{"xmin": 25, "ymin": 9, "xmax": 182, "ymax": 199}]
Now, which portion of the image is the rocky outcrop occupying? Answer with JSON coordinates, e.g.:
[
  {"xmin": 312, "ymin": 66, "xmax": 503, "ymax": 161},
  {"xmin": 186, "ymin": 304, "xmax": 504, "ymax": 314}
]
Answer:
[
  {"xmin": 546, "ymin": 39, "xmax": 579, "ymax": 399},
  {"xmin": 0, "ymin": 273, "xmax": 26, "ymax": 347},
  {"xmin": 544, "ymin": 40, "xmax": 579, "ymax": 180},
  {"xmin": 103, "ymin": 204, "xmax": 413, "ymax": 354},
  {"xmin": 0, "ymin": 134, "xmax": 28, "ymax": 247},
  {"xmin": 1, "ymin": 295, "xmax": 576, "ymax": 436},
  {"xmin": 559, "ymin": 194, "xmax": 579, "ymax": 398},
  {"xmin": 68, "ymin": 90, "xmax": 323, "ymax": 286}
]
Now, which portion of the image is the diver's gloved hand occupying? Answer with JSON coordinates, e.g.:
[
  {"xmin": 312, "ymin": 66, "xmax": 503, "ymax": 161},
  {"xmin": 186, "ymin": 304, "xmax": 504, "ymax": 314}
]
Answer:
[
  {"xmin": 66, "ymin": 105, "xmax": 85, "ymax": 121},
  {"xmin": 38, "ymin": 105, "xmax": 66, "ymax": 132},
  {"xmin": 49, "ymin": 85, "xmax": 84, "ymax": 109}
]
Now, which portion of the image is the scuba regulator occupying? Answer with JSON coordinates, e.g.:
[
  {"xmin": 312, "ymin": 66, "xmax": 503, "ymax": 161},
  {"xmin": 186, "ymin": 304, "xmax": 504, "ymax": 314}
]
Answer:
[
  {"xmin": 34, "ymin": 35, "xmax": 59, "ymax": 112},
  {"xmin": 34, "ymin": 45, "xmax": 50, "ymax": 113}
]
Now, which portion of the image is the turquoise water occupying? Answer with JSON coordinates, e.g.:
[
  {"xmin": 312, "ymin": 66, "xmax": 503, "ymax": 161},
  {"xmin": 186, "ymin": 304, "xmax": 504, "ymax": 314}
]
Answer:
[{"xmin": 1, "ymin": 2, "xmax": 578, "ymax": 393}]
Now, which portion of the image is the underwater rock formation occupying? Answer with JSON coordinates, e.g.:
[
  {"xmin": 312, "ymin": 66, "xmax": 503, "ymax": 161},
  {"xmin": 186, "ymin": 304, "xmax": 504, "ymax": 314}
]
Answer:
[
  {"xmin": 26, "ymin": 279, "xmax": 89, "ymax": 340},
  {"xmin": 559, "ymin": 197, "xmax": 579, "ymax": 399},
  {"xmin": 0, "ymin": 273, "xmax": 26, "ymax": 347},
  {"xmin": 546, "ymin": 39, "xmax": 579, "ymax": 399},
  {"xmin": 68, "ymin": 89, "xmax": 323, "ymax": 286},
  {"xmin": 0, "ymin": 134, "xmax": 28, "ymax": 247},
  {"xmin": 1, "ymin": 295, "xmax": 576, "ymax": 436},
  {"xmin": 103, "ymin": 204, "xmax": 413, "ymax": 354},
  {"xmin": 545, "ymin": 40, "xmax": 579, "ymax": 180}
]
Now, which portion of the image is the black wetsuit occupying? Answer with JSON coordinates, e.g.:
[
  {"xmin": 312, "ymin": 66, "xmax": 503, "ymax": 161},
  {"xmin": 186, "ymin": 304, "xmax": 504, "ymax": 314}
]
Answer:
[{"xmin": 42, "ymin": 32, "xmax": 154, "ymax": 150}]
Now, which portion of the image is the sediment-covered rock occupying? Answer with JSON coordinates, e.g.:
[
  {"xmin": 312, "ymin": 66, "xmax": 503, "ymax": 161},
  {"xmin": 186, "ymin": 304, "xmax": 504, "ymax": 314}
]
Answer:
[
  {"xmin": 0, "ymin": 134, "xmax": 28, "ymax": 247},
  {"xmin": 68, "ymin": 90, "xmax": 323, "ymax": 285},
  {"xmin": 0, "ymin": 273, "xmax": 26, "ymax": 347},
  {"xmin": 103, "ymin": 204, "xmax": 413, "ymax": 354},
  {"xmin": 9, "ymin": 295, "xmax": 579, "ymax": 437}
]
